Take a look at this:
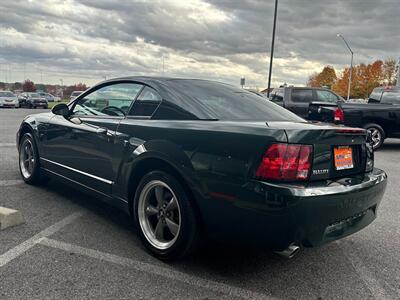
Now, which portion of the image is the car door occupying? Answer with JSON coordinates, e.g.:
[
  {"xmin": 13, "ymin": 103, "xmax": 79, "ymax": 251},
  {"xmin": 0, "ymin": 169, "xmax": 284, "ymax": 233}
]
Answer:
[
  {"xmin": 41, "ymin": 82, "xmax": 143, "ymax": 195},
  {"xmin": 315, "ymin": 89, "xmax": 340, "ymax": 104},
  {"xmin": 288, "ymin": 88, "xmax": 314, "ymax": 118}
]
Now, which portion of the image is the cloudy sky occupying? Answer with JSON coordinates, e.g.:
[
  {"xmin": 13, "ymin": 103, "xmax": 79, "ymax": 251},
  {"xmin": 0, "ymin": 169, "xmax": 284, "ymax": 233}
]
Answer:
[{"xmin": 0, "ymin": 0, "xmax": 399, "ymax": 87}]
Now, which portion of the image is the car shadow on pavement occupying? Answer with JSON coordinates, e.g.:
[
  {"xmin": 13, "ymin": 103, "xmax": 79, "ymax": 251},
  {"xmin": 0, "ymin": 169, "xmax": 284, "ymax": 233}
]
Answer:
[{"xmin": 39, "ymin": 179, "xmax": 379, "ymax": 299}]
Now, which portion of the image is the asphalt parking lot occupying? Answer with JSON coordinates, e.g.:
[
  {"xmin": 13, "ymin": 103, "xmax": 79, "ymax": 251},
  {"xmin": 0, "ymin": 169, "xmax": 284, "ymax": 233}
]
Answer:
[{"xmin": 0, "ymin": 108, "xmax": 399, "ymax": 299}]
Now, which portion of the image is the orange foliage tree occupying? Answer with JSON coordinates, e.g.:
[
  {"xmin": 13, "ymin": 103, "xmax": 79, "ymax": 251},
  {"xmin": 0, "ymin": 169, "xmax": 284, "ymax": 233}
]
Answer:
[
  {"xmin": 310, "ymin": 58, "xmax": 398, "ymax": 99},
  {"xmin": 307, "ymin": 66, "xmax": 337, "ymax": 89}
]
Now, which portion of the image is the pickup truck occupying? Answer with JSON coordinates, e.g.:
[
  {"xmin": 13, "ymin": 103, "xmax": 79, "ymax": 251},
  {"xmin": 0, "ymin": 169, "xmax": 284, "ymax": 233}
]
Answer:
[
  {"xmin": 308, "ymin": 86, "xmax": 400, "ymax": 150},
  {"xmin": 269, "ymin": 86, "xmax": 400, "ymax": 150},
  {"xmin": 269, "ymin": 86, "xmax": 345, "ymax": 119}
]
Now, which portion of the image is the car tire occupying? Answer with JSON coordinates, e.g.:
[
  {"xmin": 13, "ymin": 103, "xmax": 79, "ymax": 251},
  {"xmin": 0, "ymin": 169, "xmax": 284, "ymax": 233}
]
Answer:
[
  {"xmin": 133, "ymin": 170, "xmax": 200, "ymax": 260},
  {"xmin": 18, "ymin": 133, "xmax": 47, "ymax": 185},
  {"xmin": 363, "ymin": 123, "xmax": 385, "ymax": 150}
]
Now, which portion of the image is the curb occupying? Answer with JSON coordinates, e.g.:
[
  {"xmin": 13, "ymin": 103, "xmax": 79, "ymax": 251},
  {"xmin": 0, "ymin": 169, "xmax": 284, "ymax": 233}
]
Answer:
[{"xmin": 0, "ymin": 207, "xmax": 25, "ymax": 230}]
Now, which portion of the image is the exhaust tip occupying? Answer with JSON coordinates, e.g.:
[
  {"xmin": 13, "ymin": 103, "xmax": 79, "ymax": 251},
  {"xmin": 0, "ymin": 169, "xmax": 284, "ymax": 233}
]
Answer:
[{"xmin": 274, "ymin": 244, "xmax": 300, "ymax": 259}]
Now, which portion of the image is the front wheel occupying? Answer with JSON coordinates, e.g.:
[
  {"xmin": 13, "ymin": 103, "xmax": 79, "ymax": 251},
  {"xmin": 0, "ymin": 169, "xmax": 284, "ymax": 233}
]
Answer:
[
  {"xmin": 19, "ymin": 133, "xmax": 45, "ymax": 185},
  {"xmin": 364, "ymin": 123, "xmax": 385, "ymax": 150},
  {"xmin": 133, "ymin": 170, "xmax": 200, "ymax": 260}
]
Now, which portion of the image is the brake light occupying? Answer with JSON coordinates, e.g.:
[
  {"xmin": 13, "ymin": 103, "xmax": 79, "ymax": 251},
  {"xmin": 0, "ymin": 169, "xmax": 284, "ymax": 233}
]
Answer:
[
  {"xmin": 255, "ymin": 143, "xmax": 313, "ymax": 181},
  {"xmin": 334, "ymin": 107, "xmax": 344, "ymax": 122}
]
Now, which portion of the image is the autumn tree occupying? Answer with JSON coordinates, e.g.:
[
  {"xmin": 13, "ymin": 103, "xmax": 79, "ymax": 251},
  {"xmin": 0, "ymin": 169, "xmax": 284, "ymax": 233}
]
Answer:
[
  {"xmin": 23, "ymin": 79, "xmax": 36, "ymax": 92},
  {"xmin": 307, "ymin": 65, "xmax": 337, "ymax": 89},
  {"xmin": 383, "ymin": 58, "xmax": 398, "ymax": 85}
]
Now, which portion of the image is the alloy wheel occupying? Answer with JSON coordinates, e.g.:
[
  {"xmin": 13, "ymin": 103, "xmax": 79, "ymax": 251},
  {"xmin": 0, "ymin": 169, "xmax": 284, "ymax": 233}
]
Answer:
[
  {"xmin": 19, "ymin": 139, "xmax": 35, "ymax": 179},
  {"xmin": 368, "ymin": 127, "xmax": 382, "ymax": 149},
  {"xmin": 138, "ymin": 180, "xmax": 181, "ymax": 250}
]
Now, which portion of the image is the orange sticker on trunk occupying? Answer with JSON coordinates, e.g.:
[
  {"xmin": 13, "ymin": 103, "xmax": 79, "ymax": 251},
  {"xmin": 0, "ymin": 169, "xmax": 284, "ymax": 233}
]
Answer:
[{"xmin": 334, "ymin": 147, "xmax": 354, "ymax": 170}]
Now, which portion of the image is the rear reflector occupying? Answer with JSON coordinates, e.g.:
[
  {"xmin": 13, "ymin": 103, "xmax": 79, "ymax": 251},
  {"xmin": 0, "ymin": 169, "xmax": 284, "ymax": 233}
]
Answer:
[
  {"xmin": 255, "ymin": 143, "xmax": 313, "ymax": 181},
  {"xmin": 334, "ymin": 107, "xmax": 344, "ymax": 122}
]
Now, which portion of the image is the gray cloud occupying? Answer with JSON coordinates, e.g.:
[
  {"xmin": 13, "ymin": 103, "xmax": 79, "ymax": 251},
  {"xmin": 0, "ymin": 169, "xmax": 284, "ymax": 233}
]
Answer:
[{"xmin": 0, "ymin": 0, "xmax": 398, "ymax": 87}]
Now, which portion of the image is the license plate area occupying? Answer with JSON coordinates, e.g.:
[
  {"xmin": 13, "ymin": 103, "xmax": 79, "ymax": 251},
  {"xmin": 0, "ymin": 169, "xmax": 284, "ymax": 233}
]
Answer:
[{"xmin": 334, "ymin": 146, "xmax": 354, "ymax": 170}]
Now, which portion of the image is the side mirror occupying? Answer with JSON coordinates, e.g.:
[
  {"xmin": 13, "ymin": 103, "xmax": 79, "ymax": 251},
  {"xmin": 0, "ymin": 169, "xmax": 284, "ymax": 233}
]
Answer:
[{"xmin": 52, "ymin": 103, "xmax": 70, "ymax": 118}]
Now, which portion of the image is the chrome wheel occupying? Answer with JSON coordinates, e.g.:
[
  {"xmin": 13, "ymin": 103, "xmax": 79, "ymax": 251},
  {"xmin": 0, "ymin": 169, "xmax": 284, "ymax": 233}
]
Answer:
[
  {"xmin": 138, "ymin": 180, "xmax": 181, "ymax": 250},
  {"xmin": 19, "ymin": 138, "xmax": 35, "ymax": 179},
  {"xmin": 368, "ymin": 127, "xmax": 382, "ymax": 149}
]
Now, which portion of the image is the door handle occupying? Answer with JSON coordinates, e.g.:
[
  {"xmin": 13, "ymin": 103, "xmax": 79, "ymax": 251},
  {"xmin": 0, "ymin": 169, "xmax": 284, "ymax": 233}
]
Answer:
[{"xmin": 96, "ymin": 127, "xmax": 108, "ymax": 135}]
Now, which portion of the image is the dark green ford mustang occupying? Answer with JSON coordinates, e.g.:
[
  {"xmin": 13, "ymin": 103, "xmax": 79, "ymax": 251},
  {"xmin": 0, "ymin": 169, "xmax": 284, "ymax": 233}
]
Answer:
[{"xmin": 17, "ymin": 77, "xmax": 387, "ymax": 260}]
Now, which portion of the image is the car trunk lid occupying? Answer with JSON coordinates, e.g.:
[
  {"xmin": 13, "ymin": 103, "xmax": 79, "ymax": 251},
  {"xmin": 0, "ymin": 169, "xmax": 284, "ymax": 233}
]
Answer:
[{"xmin": 266, "ymin": 121, "xmax": 369, "ymax": 181}]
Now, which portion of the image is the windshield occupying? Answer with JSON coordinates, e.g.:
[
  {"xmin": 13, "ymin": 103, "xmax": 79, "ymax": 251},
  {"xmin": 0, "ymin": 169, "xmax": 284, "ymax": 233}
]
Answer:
[
  {"xmin": 171, "ymin": 80, "xmax": 304, "ymax": 121},
  {"xmin": 0, "ymin": 92, "xmax": 15, "ymax": 97},
  {"xmin": 29, "ymin": 93, "xmax": 40, "ymax": 97}
]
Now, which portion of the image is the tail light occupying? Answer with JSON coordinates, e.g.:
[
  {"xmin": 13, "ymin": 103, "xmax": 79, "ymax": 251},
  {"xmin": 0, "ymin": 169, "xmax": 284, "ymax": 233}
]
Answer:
[
  {"xmin": 255, "ymin": 143, "xmax": 313, "ymax": 181},
  {"xmin": 334, "ymin": 107, "xmax": 344, "ymax": 122}
]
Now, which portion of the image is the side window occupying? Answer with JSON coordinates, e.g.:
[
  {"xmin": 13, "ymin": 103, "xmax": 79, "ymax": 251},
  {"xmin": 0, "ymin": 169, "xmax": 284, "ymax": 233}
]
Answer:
[
  {"xmin": 291, "ymin": 89, "xmax": 313, "ymax": 103},
  {"xmin": 129, "ymin": 86, "xmax": 162, "ymax": 117},
  {"xmin": 72, "ymin": 83, "xmax": 142, "ymax": 116},
  {"xmin": 316, "ymin": 90, "xmax": 339, "ymax": 103}
]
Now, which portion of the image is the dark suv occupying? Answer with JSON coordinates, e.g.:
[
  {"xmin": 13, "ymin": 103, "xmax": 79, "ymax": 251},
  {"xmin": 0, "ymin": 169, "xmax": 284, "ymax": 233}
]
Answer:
[
  {"xmin": 269, "ymin": 87, "xmax": 344, "ymax": 118},
  {"xmin": 18, "ymin": 92, "xmax": 48, "ymax": 109}
]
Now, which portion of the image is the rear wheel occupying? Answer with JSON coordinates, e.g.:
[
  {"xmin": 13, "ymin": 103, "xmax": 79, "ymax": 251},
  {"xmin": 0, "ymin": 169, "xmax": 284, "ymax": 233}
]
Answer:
[
  {"xmin": 364, "ymin": 123, "xmax": 385, "ymax": 150},
  {"xmin": 133, "ymin": 170, "xmax": 200, "ymax": 260}
]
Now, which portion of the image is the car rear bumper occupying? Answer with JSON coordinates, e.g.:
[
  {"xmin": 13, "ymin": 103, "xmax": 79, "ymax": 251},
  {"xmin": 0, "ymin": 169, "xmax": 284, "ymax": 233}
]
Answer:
[{"xmin": 203, "ymin": 168, "xmax": 387, "ymax": 249}]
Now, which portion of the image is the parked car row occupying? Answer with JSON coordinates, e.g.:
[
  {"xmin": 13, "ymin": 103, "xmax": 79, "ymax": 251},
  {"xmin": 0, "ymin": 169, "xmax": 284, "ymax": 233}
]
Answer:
[
  {"xmin": 0, "ymin": 90, "xmax": 84, "ymax": 109},
  {"xmin": 0, "ymin": 91, "xmax": 19, "ymax": 108},
  {"xmin": 269, "ymin": 86, "xmax": 400, "ymax": 150}
]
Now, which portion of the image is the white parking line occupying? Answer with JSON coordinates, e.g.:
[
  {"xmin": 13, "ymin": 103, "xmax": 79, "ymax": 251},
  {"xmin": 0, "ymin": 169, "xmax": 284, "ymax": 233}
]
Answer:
[
  {"xmin": 0, "ymin": 143, "xmax": 15, "ymax": 147},
  {"xmin": 0, "ymin": 211, "xmax": 84, "ymax": 267},
  {"xmin": 0, "ymin": 180, "xmax": 24, "ymax": 187},
  {"xmin": 39, "ymin": 237, "xmax": 274, "ymax": 300},
  {"xmin": 337, "ymin": 240, "xmax": 394, "ymax": 299}
]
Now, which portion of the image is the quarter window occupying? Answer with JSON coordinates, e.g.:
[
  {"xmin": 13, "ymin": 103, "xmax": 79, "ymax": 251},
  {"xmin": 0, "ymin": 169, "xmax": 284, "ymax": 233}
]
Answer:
[
  {"xmin": 291, "ymin": 89, "xmax": 313, "ymax": 103},
  {"xmin": 129, "ymin": 86, "xmax": 162, "ymax": 117},
  {"xmin": 72, "ymin": 83, "xmax": 143, "ymax": 116}
]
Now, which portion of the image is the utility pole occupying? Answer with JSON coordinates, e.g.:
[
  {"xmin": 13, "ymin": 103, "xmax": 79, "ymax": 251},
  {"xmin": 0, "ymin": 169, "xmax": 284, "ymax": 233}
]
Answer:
[
  {"xmin": 267, "ymin": 0, "xmax": 278, "ymax": 98},
  {"xmin": 397, "ymin": 57, "xmax": 400, "ymax": 87},
  {"xmin": 337, "ymin": 34, "xmax": 354, "ymax": 101}
]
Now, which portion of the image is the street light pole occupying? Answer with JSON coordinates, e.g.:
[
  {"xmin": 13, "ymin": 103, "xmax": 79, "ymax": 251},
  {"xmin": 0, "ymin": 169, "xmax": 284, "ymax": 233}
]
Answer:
[
  {"xmin": 267, "ymin": 0, "xmax": 278, "ymax": 98},
  {"xmin": 337, "ymin": 34, "xmax": 354, "ymax": 101}
]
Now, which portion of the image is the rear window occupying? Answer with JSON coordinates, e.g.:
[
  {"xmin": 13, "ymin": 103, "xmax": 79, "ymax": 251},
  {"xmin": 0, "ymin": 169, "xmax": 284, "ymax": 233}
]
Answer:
[
  {"xmin": 381, "ymin": 91, "xmax": 400, "ymax": 104},
  {"xmin": 0, "ymin": 92, "xmax": 14, "ymax": 97},
  {"xmin": 291, "ymin": 89, "xmax": 313, "ymax": 103},
  {"xmin": 270, "ymin": 88, "xmax": 284, "ymax": 102},
  {"xmin": 369, "ymin": 88, "xmax": 383, "ymax": 102},
  {"xmin": 170, "ymin": 80, "xmax": 304, "ymax": 121}
]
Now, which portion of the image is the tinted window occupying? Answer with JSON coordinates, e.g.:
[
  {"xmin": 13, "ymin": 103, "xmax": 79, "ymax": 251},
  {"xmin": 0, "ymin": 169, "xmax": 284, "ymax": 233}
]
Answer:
[
  {"xmin": 73, "ymin": 83, "xmax": 142, "ymax": 116},
  {"xmin": 291, "ymin": 89, "xmax": 313, "ymax": 103},
  {"xmin": 381, "ymin": 91, "xmax": 400, "ymax": 104},
  {"xmin": 170, "ymin": 80, "xmax": 304, "ymax": 121},
  {"xmin": 129, "ymin": 86, "xmax": 162, "ymax": 117},
  {"xmin": 316, "ymin": 90, "xmax": 339, "ymax": 103},
  {"xmin": 369, "ymin": 88, "xmax": 383, "ymax": 102}
]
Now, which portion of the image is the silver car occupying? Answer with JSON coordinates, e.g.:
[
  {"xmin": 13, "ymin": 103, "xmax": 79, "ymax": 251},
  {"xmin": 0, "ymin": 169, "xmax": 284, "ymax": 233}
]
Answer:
[{"xmin": 0, "ymin": 91, "xmax": 19, "ymax": 108}]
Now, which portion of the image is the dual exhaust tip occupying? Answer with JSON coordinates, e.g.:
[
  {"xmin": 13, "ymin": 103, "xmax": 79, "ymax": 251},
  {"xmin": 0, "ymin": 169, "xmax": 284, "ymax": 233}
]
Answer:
[{"xmin": 274, "ymin": 244, "xmax": 300, "ymax": 259}]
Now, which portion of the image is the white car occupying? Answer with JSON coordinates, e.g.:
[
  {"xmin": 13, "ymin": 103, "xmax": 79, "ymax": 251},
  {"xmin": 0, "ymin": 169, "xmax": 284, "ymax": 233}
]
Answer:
[
  {"xmin": 0, "ymin": 91, "xmax": 19, "ymax": 108},
  {"xmin": 38, "ymin": 92, "xmax": 61, "ymax": 102}
]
